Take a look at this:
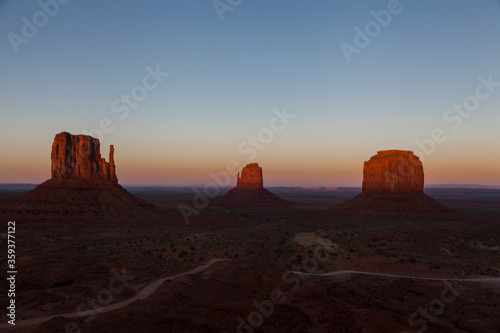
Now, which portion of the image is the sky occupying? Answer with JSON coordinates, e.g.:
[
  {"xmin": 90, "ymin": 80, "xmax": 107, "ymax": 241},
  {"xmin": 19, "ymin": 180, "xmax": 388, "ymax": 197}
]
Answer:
[{"xmin": 1, "ymin": 0, "xmax": 499, "ymax": 187}]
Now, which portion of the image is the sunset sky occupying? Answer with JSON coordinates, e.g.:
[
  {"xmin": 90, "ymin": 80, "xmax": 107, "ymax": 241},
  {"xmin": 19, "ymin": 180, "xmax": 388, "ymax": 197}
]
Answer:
[{"xmin": 1, "ymin": 0, "xmax": 499, "ymax": 187}]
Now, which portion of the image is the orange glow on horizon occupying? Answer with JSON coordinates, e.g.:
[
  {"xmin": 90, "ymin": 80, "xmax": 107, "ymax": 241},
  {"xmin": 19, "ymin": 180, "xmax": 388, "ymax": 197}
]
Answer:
[{"xmin": 1, "ymin": 142, "xmax": 499, "ymax": 187}]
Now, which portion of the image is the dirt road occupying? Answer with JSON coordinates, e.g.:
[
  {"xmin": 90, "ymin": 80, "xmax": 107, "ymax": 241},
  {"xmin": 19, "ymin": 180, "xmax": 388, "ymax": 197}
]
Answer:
[{"xmin": 0, "ymin": 259, "xmax": 226, "ymax": 329}]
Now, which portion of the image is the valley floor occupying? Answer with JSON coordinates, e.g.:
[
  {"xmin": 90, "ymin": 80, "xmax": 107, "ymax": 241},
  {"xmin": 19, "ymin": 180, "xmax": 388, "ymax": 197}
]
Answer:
[{"xmin": 0, "ymin": 188, "xmax": 499, "ymax": 332}]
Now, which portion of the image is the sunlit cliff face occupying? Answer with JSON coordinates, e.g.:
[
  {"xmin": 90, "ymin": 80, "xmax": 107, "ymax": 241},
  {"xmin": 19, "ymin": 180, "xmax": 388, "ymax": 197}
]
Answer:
[
  {"xmin": 236, "ymin": 163, "xmax": 264, "ymax": 189},
  {"xmin": 362, "ymin": 150, "xmax": 424, "ymax": 193}
]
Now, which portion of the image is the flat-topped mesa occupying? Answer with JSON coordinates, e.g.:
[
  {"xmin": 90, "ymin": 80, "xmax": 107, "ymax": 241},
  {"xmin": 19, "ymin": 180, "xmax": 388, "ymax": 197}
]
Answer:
[
  {"xmin": 339, "ymin": 149, "xmax": 453, "ymax": 217},
  {"xmin": 362, "ymin": 150, "xmax": 424, "ymax": 193},
  {"xmin": 51, "ymin": 132, "xmax": 118, "ymax": 183},
  {"xmin": 236, "ymin": 163, "xmax": 264, "ymax": 189}
]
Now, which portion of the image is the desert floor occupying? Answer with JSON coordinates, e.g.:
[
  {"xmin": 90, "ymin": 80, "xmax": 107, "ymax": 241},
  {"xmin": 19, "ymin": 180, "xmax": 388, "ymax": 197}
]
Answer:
[{"xmin": 0, "ymin": 188, "xmax": 499, "ymax": 332}]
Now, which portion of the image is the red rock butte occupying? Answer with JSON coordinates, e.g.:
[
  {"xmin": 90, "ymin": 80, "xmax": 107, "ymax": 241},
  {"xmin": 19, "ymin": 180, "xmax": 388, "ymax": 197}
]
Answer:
[
  {"xmin": 211, "ymin": 163, "xmax": 289, "ymax": 208},
  {"xmin": 339, "ymin": 150, "xmax": 453, "ymax": 217},
  {"xmin": 0, "ymin": 132, "xmax": 164, "ymax": 222},
  {"xmin": 362, "ymin": 150, "xmax": 424, "ymax": 193},
  {"xmin": 51, "ymin": 132, "xmax": 118, "ymax": 184},
  {"xmin": 236, "ymin": 163, "xmax": 264, "ymax": 189}
]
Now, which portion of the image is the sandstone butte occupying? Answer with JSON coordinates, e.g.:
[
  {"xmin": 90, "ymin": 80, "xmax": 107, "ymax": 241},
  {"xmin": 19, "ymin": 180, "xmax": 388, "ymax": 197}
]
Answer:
[
  {"xmin": 0, "ymin": 132, "xmax": 163, "ymax": 221},
  {"xmin": 339, "ymin": 150, "xmax": 453, "ymax": 217},
  {"xmin": 236, "ymin": 163, "xmax": 264, "ymax": 189},
  {"xmin": 362, "ymin": 150, "xmax": 424, "ymax": 193},
  {"xmin": 212, "ymin": 163, "xmax": 289, "ymax": 207},
  {"xmin": 51, "ymin": 132, "xmax": 118, "ymax": 184}
]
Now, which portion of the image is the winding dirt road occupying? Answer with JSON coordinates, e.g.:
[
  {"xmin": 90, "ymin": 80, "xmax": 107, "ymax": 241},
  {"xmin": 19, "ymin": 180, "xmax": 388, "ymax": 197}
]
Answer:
[
  {"xmin": 292, "ymin": 270, "xmax": 500, "ymax": 283},
  {"xmin": 0, "ymin": 259, "xmax": 226, "ymax": 329},
  {"xmin": 3, "ymin": 261, "xmax": 498, "ymax": 330}
]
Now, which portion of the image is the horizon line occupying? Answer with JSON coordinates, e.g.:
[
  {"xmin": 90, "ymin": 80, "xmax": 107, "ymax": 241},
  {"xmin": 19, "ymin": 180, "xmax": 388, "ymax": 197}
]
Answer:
[{"xmin": 1, "ymin": 183, "xmax": 500, "ymax": 189}]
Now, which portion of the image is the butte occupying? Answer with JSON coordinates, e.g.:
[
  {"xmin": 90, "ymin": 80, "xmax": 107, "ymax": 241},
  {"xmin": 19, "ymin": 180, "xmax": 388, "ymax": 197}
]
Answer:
[
  {"xmin": 0, "ymin": 132, "xmax": 164, "ymax": 222},
  {"xmin": 339, "ymin": 150, "xmax": 453, "ymax": 217},
  {"xmin": 211, "ymin": 163, "xmax": 289, "ymax": 208}
]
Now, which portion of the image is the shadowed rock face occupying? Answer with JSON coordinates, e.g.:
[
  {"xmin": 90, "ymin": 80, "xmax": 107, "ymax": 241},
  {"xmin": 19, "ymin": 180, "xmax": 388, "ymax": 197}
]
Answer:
[
  {"xmin": 236, "ymin": 163, "xmax": 263, "ymax": 189},
  {"xmin": 362, "ymin": 150, "xmax": 423, "ymax": 193},
  {"xmin": 51, "ymin": 132, "xmax": 118, "ymax": 183}
]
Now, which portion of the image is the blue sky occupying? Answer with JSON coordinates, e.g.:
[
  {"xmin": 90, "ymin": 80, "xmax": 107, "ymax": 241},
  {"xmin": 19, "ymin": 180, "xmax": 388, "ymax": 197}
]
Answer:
[{"xmin": 1, "ymin": 0, "xmax": 499, "ymax": 186}]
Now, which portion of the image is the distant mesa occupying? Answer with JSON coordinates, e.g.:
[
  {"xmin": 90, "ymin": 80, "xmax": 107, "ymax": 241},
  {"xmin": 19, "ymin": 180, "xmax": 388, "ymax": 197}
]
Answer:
[
  {"xmin": 0, "ymin": 132, "xmax": 164, "ymax": 221},
  {"xmin": 339, "ymin": 150, "xmax": 453, "ymax": 216},
  {"xmin": 211, "ymin": 163, "xmax": 290, "ymax": 208},
  {"xmin": 301, "ymin": 187, "xmax": 338, "ymax": 191}
]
